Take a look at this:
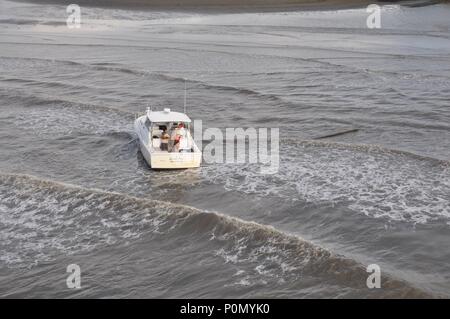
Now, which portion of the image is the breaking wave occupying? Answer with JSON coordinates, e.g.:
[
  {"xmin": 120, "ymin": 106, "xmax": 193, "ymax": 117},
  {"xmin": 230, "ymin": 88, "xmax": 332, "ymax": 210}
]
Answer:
[{"xmin": 0, "ymin": 172, "xmax": 432, "ymax": 297}]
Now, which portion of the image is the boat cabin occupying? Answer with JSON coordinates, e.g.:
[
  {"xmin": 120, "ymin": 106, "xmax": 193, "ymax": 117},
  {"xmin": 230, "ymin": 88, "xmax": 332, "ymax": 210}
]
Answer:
[{"xmin": 144, "ymin": 108, "xmax": 194, "ymax": 153}]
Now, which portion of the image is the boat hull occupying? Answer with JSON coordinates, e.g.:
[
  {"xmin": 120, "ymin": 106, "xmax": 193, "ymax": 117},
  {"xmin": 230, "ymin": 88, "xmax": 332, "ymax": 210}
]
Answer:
[
  {"xmin": 139, "ymin": 139, "xmax": 201, "ymax": 169},
  {"xmin": 150, "ymin": 151, "xmax": 202, "ymax": 169}
]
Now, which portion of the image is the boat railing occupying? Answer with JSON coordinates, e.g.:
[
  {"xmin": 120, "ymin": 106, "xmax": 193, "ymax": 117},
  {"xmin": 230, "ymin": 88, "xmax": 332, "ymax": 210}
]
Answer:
[{"xmin": 134, "ymin": 111, "xmax": 146, "ymax": 120}]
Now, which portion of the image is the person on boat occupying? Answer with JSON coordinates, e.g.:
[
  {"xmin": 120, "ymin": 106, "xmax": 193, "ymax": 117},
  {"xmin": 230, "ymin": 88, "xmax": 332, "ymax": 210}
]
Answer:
[
  {"xmin": 172, "ymin": 123, "xmax": 186, "ymax": 152},
  {"xmin": 160, "ymin": 127, "xmax": 170, "ymax": 151}
]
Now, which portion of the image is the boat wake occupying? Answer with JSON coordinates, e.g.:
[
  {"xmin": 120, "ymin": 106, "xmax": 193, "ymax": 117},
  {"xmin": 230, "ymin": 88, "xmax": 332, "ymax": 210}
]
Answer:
[
  {"xmin": 202, "ymin": 139, "xmax": 450, "ymax": 225},
  {"xmin": 0, "ymin": 56, "xmax": 293, "ymax": 106}
]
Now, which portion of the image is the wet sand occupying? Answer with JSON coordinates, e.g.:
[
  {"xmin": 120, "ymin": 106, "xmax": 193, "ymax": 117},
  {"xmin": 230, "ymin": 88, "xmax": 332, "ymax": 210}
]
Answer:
[{"xmin": 9, "ymin": 0, "xmax": 445, "ymax": 12}]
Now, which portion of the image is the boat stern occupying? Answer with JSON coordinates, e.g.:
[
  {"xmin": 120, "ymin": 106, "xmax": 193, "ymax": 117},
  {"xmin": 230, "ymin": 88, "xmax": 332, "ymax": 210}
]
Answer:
[{"xmin": 150, "ymin": 151, "xmax": 202, "ymax": 169}]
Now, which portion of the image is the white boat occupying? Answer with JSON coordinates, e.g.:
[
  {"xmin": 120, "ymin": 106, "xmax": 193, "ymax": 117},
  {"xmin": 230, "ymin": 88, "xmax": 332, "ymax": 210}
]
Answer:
[{"xmin": 134, "ymin": 107, "xmax": 202, "ymax": 169}]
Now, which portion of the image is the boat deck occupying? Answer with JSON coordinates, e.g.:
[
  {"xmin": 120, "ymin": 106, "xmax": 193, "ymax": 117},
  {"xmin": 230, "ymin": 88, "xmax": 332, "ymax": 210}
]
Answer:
[{"xmin": 152, "ymin": 149, "xmax": 170, "ymax": 153}]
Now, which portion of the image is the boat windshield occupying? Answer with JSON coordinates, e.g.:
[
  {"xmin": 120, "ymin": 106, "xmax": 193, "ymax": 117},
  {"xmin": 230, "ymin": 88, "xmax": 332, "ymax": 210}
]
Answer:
[{"xmin": 150, "ymin": 122, "xmax": 190, "ymax": 138}]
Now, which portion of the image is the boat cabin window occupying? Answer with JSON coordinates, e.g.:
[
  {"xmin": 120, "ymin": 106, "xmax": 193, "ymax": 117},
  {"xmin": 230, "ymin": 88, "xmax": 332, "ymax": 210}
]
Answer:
[
  {"xmin": 150, "ymin": 122, "xmax": 191, "ymax": 140},
  {"xmin": 151, "ymin": 123, "xmax": 169, "ymax": 138},
  {"xmin": 171, "ymin": 122, "xmax": 190, "ymax": 130},
  {"xmin": 148, "ymin": 121, "xmax": 194, "ymax": 152}
]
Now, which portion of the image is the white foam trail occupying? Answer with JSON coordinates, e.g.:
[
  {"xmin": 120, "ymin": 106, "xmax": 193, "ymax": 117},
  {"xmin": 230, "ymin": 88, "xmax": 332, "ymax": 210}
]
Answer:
[{"xmin": 201, "ymin": 141, "xmax": 450, "ymax": 225}]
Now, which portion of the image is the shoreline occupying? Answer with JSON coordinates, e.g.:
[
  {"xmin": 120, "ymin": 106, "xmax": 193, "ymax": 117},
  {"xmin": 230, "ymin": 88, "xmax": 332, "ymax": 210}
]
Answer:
[{"xmin": 8, "ymin": 0, "xmax": 446, "ymax": 13}]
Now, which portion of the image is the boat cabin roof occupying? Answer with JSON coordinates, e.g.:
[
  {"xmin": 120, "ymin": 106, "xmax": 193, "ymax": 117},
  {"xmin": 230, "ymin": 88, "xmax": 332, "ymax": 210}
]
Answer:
[{"xmin": 147, "ymin": 108, "xmax": 191, "ymax": 123}]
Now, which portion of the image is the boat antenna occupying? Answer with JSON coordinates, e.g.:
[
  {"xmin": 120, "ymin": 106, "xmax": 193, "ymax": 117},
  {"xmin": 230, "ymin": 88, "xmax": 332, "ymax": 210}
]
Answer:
[{"xmin": 183, "ymin": 79, "xmax": 187, "ymax": 114}]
